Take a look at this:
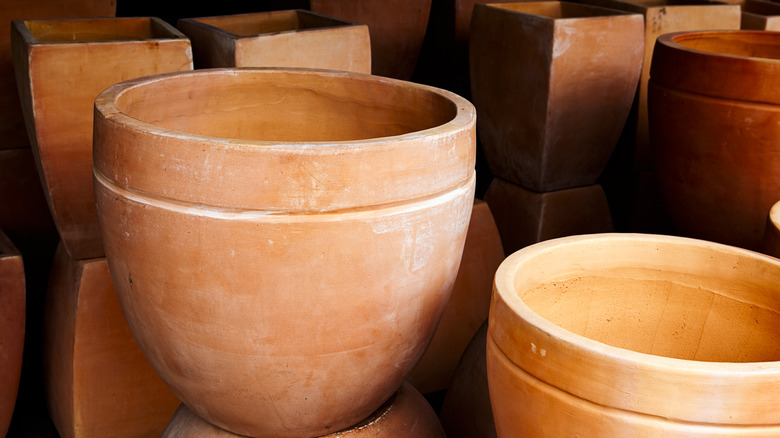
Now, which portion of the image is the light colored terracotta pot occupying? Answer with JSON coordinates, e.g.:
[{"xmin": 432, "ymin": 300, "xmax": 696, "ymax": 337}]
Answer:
[
  {"xmin": 408, "ymin": 198, "xmax": 504, "ymax": 394},
  {"xmin": 309, "ymin": 0, "xmax": 432, "ymax": 79},
  {"xmin": 484, "ymin": 177, "xmax": 614, "ymax": 256},
  {"xmin": 0, "ymin": 229, "xmax": 24, "ymax": 437},
  {"xmin": 649, "ymin": 30, "xmax": 780, "ymax": 251},
  {"xmin": 469, "ymin": 2, "xmax": 643, "ymax": 192},
  {"xmin": 489, "ymin": 233, "xmax": 780, "ymax": 436},
  {"xmin": 177, "ymin": 10, "xmax": 370, "ymax": 73},
  {"xmin": 580, "ymin": 0, "xmax": 741, "ymax": 172},
  {"xmin": 11, "ymin": 17, "xmax": 193, "ymax": 260},
  {"xmin": 764, "ymin": 200, "xmax": 780, "ymax": 258},
  {"xmin": 44, "ymin": 243, "xmax": 180, "ymax": 438},
  {"xmin": 741, "ymin": 0, "xmax": 780, "ymax": 30},
  {"xmin": 93, "ymin": 68, "xmax": 476, "ymax": 437},
  {"xmin": 162, "ymin": 382, "xmax": 444, "ymax": 437}
]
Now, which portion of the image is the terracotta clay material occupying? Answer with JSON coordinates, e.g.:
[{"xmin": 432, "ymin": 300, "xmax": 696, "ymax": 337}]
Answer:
[
  {"xmin": 469, "ymin": 2, "xmax": 643, "ymax": 192},
  {"xmin": 93, "ymin": 68, "xmax": 476, "ymax": 437},
  {"xmin": 741, "ymin": 0, "xmax": 780, "ymax": 30},
  {"xmin": 44, "ymin": 243, "xmax": 180, "ymax": 438},
  {"xmin": 177, "ymin": 10, "xmax": 370, "ymax": 73},
  {"xmin": 581, "ymin": 0, "xmax": 741, "ymax": 171},
  {"xmin": 0, "ymin": 229, "xmax": 24, "ymax": 437},
  {"xmin": 649, "ymin": 30, "xmax": 780, "ymax": 251},
  {"xmin": 484, "ymin": 177, "xmax": 614, "ymax": 256},
  {"xmin": 11, "ymin": 17, "xmax": 193, "ymax": 260},
  {"xmin": 489, "ymin": 233, "xmax": 780, "ymax": 436},
  {"xmin": 453, "ymin": 0, "xmax": 517, "ymax": 45},
  {"xmin": 408, "ymin": 198, "xmax": 504, "ymax": 395},
  {"xmin": 764, "ymin": 200, "xmax": 780, "ymax": 258},
  {"xmin": 309, "ymin": 0, "xmax": 431, "ymax": 79},
  {"xmin": 163, "ymin": 382, "xmax": 445, "ymax": 438}
]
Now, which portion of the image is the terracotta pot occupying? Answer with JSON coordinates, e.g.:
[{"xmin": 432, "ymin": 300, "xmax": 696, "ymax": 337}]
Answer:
[
  {"xmin": 309, "ymin": 0, "xmax": 432, "ymax": 79},
  {"xmin": 11, "ymin": 17, "xmax": 193, "ymax": 260},
  {"xmin": 44, "ymin": 243, "xmax": 180, "ymax": 438},
  {"xmin": 580, "ymin": 0, "xmax": 741, "ymax": 171},
  {"xmin": 0, "ymin": 229, "xmax": 24, "ymax": 437},
  {"xmin": 469, "ymin": 2, "xmax": 643, "ymax": 192},
  {"xmin": 93, "ymin": 68, "xmax": 476, "ymax": 437},
  {"xmin": 764, "ymin": 200, "xmax": 780, "ymax": 258},
  {"xmin": 162, "ymin": 382, "xmax": 444, "ymax": 437},
  {"xmin": 649, "ymin": 30, "xmax": 780, "ymax": 251},
  {"xmin": 408, "ymin": 198, "xmax": 504, "ymax": 394},
  {"xmin": 484, "ymin": 177, "xmax": 614, "ymax": 256},
  {"xmin": 741, "ymin": 0, "xmax": 780, "ymax": 30},
  {"xmin": 177, "ymin": 10, "xmax": 370, "ymax": 73},
  {"xmin": 489, "ymin": 233, "xmax": 780, "ymax": 436}
]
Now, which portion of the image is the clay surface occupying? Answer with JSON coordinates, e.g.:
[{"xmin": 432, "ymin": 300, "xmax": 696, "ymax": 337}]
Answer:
[
  {"xmin": 0, "ymin": 229, "xmax": 24, "ymax": 437},
  {"xmin": 178, "ymin": 10, "xmax": 370, "ymax": 73},
  {"xmin": 93, "ymin": 68, "xmax": 475, "ymax": 437},
  {"xmin": 741, "ymin": 0, "xmax": 780, "ymax": 31},
  {"xmin": 470, "ymin": 2, "xmax": 643, "ymax": 192},
  {"xmin": 11, "ymin": 17, "xmax": 192, "ymax": 260},
  {"xmin": 489, "ymin": 233, "xmax": 780, "ymax": 436},
  {"xmin": 764, "ymin": 200, "xmax": 780, "ymax": 258}
]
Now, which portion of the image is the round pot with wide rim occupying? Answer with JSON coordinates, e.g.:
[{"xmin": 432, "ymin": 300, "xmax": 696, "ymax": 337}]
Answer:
[
  {"xmin": 92, "ymin": 67, "xmax": 476, "ymax": 437},
  {"xmin": 488, "ymin": 233, "xmax": 780, "ymax": 436},
  {"xmin": 649, "ymin": 30, "xmax": 780, "ymax": 251}
]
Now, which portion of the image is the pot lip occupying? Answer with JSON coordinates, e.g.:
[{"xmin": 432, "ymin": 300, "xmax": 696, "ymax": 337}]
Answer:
[
  {"xmin": 657, "ymin": 30, "xmax": 780, "ymax": 63},
  {"xmin": 493, "ymin": 233, "xmax": 780, "ymax": 374},
  {"xmin": 94, "ymin": 67, "xmax": 476, "ymax": 150}
]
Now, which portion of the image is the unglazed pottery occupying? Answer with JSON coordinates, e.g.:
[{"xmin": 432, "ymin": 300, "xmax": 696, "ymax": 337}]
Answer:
[
  {"xmin": 649, "ymin": 30, "xmax": 780, "ymax": 251},
  {"xmin": 484, "ymin": 177, "xmax": 614, "ymax": 256},
  {"xmin": 177, "ymin": 10, "xmax": 370, "ymax": 73},
  {"xmin": 44, "ymin": 243, "xmax": 180, "ymax": 438},
  {"xmin": 309, "ymin": 0, "xmax": 432, "ymax": 79},
  {"xmin": 11, "ymin": 17, "xmax": 193, "ymax": 260},
  {"xmin": 469, "ymin": 2, "xmax": 643, "ymax": 192},
  {"xmin": 93, "ymin": 68, "xmax": 476, "ymax": 437},
  {"xmin": 764, "ymin": 200, "xmax": 780, "ymax": 258},
  {"xmin": 489, "ymin": 233, "xmax": 780, "ymax": 436},
  {"xmin": 0, "ymin": 0, "xmax": 116, "ymax": 150},
  {"xmin": 162, "ymin": 382, "xmax": 445, "ymax": 438},
  {"xmin": 742, "ymin": 0, "xmax": 780, "ymax": 30},
  {"xmin": 581, "ymin": 0, "xmax": 741, "ymax": 171},
  {"xmin": 0, "ymin": 229, "xmax": 24, "ymax": 437},
  {"xmin": 408, "ymin": 199, "xmax": 504, "ymax": 394}
]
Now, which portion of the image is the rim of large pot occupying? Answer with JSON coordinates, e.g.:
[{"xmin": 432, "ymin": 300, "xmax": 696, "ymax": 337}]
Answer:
[
  {"xmin": 93, "ymin": 67, "xmax": 476, "ymax": 212},
  {"xmin": 491, "ymin": 233, "xmax": 780, "ymax": 424},
  {"xmin": 650, "ymin": 30, "xmax": 780, "ymax": 105}
]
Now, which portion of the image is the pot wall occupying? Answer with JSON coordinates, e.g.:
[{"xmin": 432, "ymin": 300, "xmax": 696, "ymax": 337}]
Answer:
[{"xmin": 0, "ymin": 229, "xmax": 24, "ymax": 437}]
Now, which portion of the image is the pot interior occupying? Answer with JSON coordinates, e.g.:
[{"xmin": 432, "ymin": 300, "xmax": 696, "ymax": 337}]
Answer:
[
  {"xmin": 192, "ymin": 10, "xmax": 352, "ymax": 37},
  {"xmin": 491, "ymin": 1, "xmax": 629, "ymax": 18},
  {"xmin": 672, "ymin": 31, "xmax": 780, "ymax": 60},
  {"xmin": 114, "ymin": 70, "xmax": 457, "ymax": 142},
  {"xmin": 24, "ymin": 18, "xmax": 178, "ymax": 43}
]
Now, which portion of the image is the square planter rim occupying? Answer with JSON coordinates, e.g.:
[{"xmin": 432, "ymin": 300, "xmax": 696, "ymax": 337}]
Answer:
[
  {"xmin": 12, "ymin": 16, "xmax": 188, "ymax": 46},
  {"xmin": 479, "ymin": 1, "xmax": 645, "ymax": 22}
]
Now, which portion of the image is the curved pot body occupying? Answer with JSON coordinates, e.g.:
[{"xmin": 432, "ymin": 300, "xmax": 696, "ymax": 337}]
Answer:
[
  {"xmin": 0, "ymin": 229, "xmax": 24, "ymax": 437},
  {"xmin": 93, "ymin": 68, "xmax": 476, "ymax": 437},
  {"xmin": 489, "ymin": 233, "xmax": 780, "ymax": 436},
  {"xmin": 764, "ymin": 200, "xmax": 780, "ymax": 258},
  {"xmin": 649, "ymin": 31, "xmax": 780, "ymax": 251}
]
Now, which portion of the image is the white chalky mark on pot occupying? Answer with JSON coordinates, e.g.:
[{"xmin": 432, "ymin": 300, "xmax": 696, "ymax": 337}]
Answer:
[
  {"xmin": 540, "ymin": 349, "xmax": 546, "ymax": 357},
  {"xmin": 531, "ymin": 343, "xmax": 537, "ymax": 353},
  {"xmin": 553, "ymin": 27, "xmax": 576, "ymax": 58}
]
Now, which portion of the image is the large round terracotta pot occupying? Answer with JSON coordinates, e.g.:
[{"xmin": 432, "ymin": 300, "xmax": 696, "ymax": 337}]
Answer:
[
  {"xmin": 93, "ymin": 67, "xmax": 476, "ymax": 438},
  {"xmin": 649, "ymin": 30, "xmax": 780, "ymax": 251},
  {"xmin": 488, "ymin": 233, "xmax": 780, "ymax": 436}
]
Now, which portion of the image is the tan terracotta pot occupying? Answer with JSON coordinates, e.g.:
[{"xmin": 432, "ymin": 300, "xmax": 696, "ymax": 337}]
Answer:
[
  {"xmin": 741, "ymin": 0, "xmax": 780, "ymax": 30},
  {"xmin": 469, "ymin": 2, "xmax": 643, "ymax": 192},
  {"xmin": 44, "ymin": 243, "xmax": 180, "ymax": 438},
  {"xmin": 93, "ymin": 68, "xmax": 476, "ymax": 437},
  {"xmin": 309, "ymin": 0, "xmax": 432, "ymax": 79},
  {"xmin": 162, "ymin": 382, "xmax": 444, "ymax": 437},
  {"xmin": 649, "ymin": 30, "xmax": 780, "ymax": 251},
  {"xmin": 408, "ymin": 198, "xmax": 504, "ymax": 394},
  {"xmin": 489, "ymin": 233, "xmax": 780, "ymax": 436},
  {"xmin": 11, "ymin": 17, "xmax": 193, "ymax": 260},
  {"xmin": 580, "ymin": 0, "xmax": 741, "ymax": 172},
  {"xmin": 764, "ymin": 200, "xmax": 780, "ymax": 258},
  {"xmin": 0, "ymin": 229, "xmax": 24, "ymax": 437},
  {"xmin": 177, "ymin": 10, "xmax": 370, "ymax": 73}
]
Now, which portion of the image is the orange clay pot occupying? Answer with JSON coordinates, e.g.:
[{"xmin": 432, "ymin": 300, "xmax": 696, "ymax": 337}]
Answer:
[
  {"xmin": 11, "ymin": 17, "xmax": 192, "ymax": 260},
  {"xmin": 764, "ymin": 200, "xmax": 780, "ymax": 258},
  {"xmin": 177, "ymin": 10, "xmax": 370, "ymax": 73},
  {"xmin": 489, "ymin": 233, "xmax": 780, "ymax": 436},
  {"xmin": 649, "ymin": 31, "xmax": 780, "ymax": 251},
  {"xmin": 162, "ymin": 382, "xmax": 445, "ymax": 438},
  {"xmin": 93, "ymin": 68, "xmax": 476, "ymax": 438},
  {"xmin": 0, "ymin": 229, "xmax": 24, "ymax": 437}
]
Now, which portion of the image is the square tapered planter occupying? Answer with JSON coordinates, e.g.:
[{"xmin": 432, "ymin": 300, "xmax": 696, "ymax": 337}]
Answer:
[
  {"xmin": 741, "ymin": 0, "xmax": 780, "ymax": 30},
  {"xmin": 11, "ymin": 17, "xmax": 193, "ymax": 260},
  {"xmin": 178, "ymin": 9, "xmax": 370, "ymax": 73}
]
